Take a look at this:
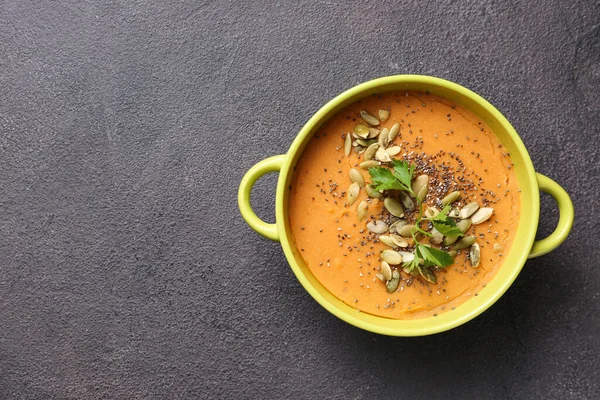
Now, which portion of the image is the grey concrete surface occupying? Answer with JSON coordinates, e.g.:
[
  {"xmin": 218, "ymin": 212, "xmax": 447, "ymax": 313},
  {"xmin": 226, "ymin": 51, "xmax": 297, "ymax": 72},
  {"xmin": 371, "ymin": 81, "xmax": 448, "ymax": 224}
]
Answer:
[{"xmin": 0, "ymin": 0, "xmax": 598, "ymax": 398}]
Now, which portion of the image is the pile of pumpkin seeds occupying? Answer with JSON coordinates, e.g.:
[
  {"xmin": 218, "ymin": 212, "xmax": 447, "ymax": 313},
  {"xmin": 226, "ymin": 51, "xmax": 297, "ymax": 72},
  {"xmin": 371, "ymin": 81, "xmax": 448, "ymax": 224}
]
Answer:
[{"xmin": 344, "ymin": 108, "xmax": 495, "ymax": 293}]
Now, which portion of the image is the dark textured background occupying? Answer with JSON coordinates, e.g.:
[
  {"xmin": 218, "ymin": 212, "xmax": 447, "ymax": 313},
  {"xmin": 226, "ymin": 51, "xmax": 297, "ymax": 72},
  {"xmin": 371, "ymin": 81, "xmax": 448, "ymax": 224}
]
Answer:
[{"xmin": 0, "ymin": 0, "xmax": 598, "ymax": 398}]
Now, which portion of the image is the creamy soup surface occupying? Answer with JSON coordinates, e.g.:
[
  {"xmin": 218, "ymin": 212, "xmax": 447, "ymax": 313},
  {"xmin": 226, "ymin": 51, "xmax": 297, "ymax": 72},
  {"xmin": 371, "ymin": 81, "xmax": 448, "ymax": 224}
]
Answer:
[{"xmin": 289, "ymin": 91, "xmax": 520, "ymax": 319}]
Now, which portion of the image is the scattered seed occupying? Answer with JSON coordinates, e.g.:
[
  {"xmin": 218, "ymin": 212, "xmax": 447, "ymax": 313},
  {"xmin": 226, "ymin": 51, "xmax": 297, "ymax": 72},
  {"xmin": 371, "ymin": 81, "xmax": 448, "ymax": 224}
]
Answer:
[
  {"xmin": 378, "ymin": 128, "xmax": 390, "ymax": 147},
  {"xmin": 460, "ymin": 202, "xmax": 480, "ymax": 219},
  {"xmin": 379, "ymin": 235, "xmax": 396, "ymax": 247},
  {"xmin": 360, "ymin": 160, "xmax": 379, "ymax": 170},
  {"xmin": 457, "ymin": 219, "xmax": 472, "ymax": 233},
  {"xmin": 389, "ymin": 220, "xmax": 407, "ymax": 234},
  {"xmin": 360, "ymin": 110, "xmax": 380, "ymax": 126},
  {"xmin": 347, "ymin": 182, "xmax": 360, "ymax": 205},
  {"xmin": 386, "ymin": 270, "xmax": 400, "ymax": 293},
  {"xmin": 390, "ymin": 234, "xmax": 409, "ymax": 247},
  {"xmin": 375, "ymin": 146, "xmax": 392, "ymax": 162},
  {"xmin": 397, "ymin": 251, "xmax": 414, "ymax": 262},
  {"xmin": 388, "ymin": 122, "xmax": 400, "ymax": 141},
  {"xmin": 349, "ymin": 168, "xmax": 365, "ymax": 187},
  {"xmin": 493, "ymin": 243, "xmax": 504, "ymax": 253},
  {"xmin": 367, "ymin": 220, "xmax": 388, "ymax": 234},
  {"xmin": 367, "ymin": 128, "xmax": 381, "ymax": 139},
  {"xmin": 381, "ymin": 261, "xmax": 392, "ymax": 280},
  {"xmin": 344, "ymin": 134, "xmax": 352, "ymax": 157},
  {"xmin": 378, "ymin": 109, "xmax": 390, "ymax": 123},
  {"xmin": 384, "ymin": 198, "xmax": 404, "ymax": 217},
  {"xmin": 386, "ymin": 146, "xmax": 401, "ymax": 157},
  {"xmin": 365, "ymin": 184, "xmax": 383, "ymax": 198},
  {"xmin": 428, "ymin": 227, "xmax": 443, "ymax": 245},
  {"xmin": 418, "ymin": 265, "xmax": 437, "ymax": 283},
  {"xmin": 454, "ymin": 235, "xmax": 476, "ymax": 250},
  {"xmin": 399, "ymin": 192, "xmax": 415, "ymax": 211},
  {"xmin": 364, "ymin": 143, "xmax": 379, "ymax": 161},
  {"xmin": 381, "ymin": 249, "xmax": 403, "ymax": 265},
  {"xmin": 471, "ymin": 207, "xmax": 494, "ymax": 225},
  {"xmin": 412, "ymin": 175, "xmax": 429, "ymax": 202},
  {"xmin": 357, "ymin": 200, "xmax": 368, "ymax": 221},
  {"xmin": 448, "ymin": 249, "xmax": 458, "ymax": 258},
  {"xmin": 470, "ymin": 243, "xmax": 481, "ymax": 267},
  {"xmin": 354, "ymin": 124, "xmax": 370, "ymax": 138},
  {"xmin": 443, "ymin": 235, "xmax": 459, "ymax": 246},
  {"xmin": 398, "ymin": 224, "xmax": 416, "ymax": 237},
  {"xmin": 424, "ymin": 207, "xmax": 440, "ymax": 219},
  {"xmin": 441, "ymin": 191, "xmax": 461, "ymax": 206}
]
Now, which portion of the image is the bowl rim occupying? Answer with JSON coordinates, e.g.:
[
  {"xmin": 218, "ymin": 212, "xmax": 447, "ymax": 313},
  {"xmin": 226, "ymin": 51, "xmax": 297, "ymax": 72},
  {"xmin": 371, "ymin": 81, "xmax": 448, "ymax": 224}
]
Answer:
[{"xmin": 275, "ymin": 75, "xmax": 539, "ymax": 336}]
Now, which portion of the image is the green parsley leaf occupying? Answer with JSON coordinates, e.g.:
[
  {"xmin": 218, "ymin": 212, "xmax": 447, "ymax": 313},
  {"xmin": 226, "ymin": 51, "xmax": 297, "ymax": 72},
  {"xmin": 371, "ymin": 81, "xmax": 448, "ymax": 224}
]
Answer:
[
  {"xmin": 392, "ymin": 160, "xmax": 415, "ymax": 191},
  {"xmin": 432, "ymin": 220, "xmax": 464, "ymax": 237},
  {"xmin": 368, "ymin": 167, "xmax": 404, "ymax": 191},
  {"xmin": 427, "ymin": 205, "xmax": 463, "ymax": 237},
  {"xmin": 417, "ymin": 243, "xmax": 454, "ymax": 268},
  {"xmin": 403, "ymin": 254, "xmax": 421, "ymax": 273},
  {"xmin": 429, "ymin": 204, "xmax": 452, "ymax": 222}
]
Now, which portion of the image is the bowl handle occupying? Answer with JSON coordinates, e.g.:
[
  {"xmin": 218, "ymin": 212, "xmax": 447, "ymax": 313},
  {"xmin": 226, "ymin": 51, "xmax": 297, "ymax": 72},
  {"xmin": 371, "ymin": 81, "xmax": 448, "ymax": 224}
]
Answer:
[
  {"xmin": 528, "ymin": 173, "xmax": 574, "ymax": 258},
  {"xmin": 238, "ymin": 154, "xmax": 286, "ymax": 242}
]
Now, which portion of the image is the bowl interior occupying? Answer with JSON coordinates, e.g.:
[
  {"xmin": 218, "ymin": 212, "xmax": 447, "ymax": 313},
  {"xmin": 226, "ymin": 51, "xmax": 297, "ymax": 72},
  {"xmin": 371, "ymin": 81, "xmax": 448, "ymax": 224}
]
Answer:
[{"xmin": 277, "ymin": 76, "xmax": 539, "ymax": 336}]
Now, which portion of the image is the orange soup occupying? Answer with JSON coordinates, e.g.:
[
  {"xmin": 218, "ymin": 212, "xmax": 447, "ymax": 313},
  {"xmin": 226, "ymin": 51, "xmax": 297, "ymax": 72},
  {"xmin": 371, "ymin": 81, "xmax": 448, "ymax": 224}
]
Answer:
[{"xmin": 289, "ymin": 91, "xmax": 520, "ymax": 319}]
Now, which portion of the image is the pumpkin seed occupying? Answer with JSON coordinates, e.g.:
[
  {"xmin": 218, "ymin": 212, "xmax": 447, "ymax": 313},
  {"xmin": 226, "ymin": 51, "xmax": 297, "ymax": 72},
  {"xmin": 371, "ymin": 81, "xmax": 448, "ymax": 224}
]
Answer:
[
  {"xmin": 386, "ymin": 271, "xmax": 400, "ymax": 293},
  {"xmin": 378, "ymin": 128, "xmax": 390, "ymax": 147},
  {"xmin": 360, "ymin": 160, "xmax": 379, "ymax": 170},
  {"xmin": 347, "ymin": 182, "xmax": 360, "ymax": 206},
  {"xmin": 391, "ymin": 234, "xmax": 408, "ymax": 247},
  {"xmin": 360, "ymin": 110, "xmax": 380, "ymax": 126},
  {"xmin": 493, "ymin": 243, "xmax": 504, "ymax": 253},
  {"xmin": 381, "ymin": 249, "xmax": 403, "ymax": 265},
  {"xmin": 397, "ymin": 251, "xmax": 414, "ymax": 262},
  {"xmin": 457, "ymin": 219, "xmax": 472, "ymax": 233},
  {"xmin": 443, "ymin": 235, "xmax": 459, "ymax": 246},
  {"xmin": 399, "ymin": 192, "xmax": 415, "ymax": 211},
  {"xmin": 388, "ymin": 122, "xmax": 400, "ymax": 141},
  {"xmin": 460, "ymin": 202, "xmax": 480, "ymax": 219},
  {"xmin": 349, "ymin": 168, "xmax": 365, "ymax": 187},
  {"xmin": 441, "ymin": 191, "xmax": 461, "ymax": 206},
  {"xmin": 375, "ymin": 147, "xmax": 391, "ymax": 162},
  {"xmin": 384, "ymin": 198, "xmax": 404, "ymax": 217},
  {"xmin": 378, "ymin": 109, "xmax": 390, "ymax": 123},
  {"xmin": 398, "ymin": 224, "xmax": 415, "ymax": 237},
  {"xmin": 469, "ymin": 242, "xmax": 481, "ymax": 267},
  {"xmin": 449, "ymin": 208, "xmax": 460, "ymax": 218},
  {"xmin": 353, "ymin": 145, "xmax": 364, "ymax": 154},
  {"xmin": 412, "ymin": 175, "xmax": 429, "ymax": 202},
  {"xmin": 448, "ymin": 249, "xmax": 458, "ymax": 258},
  {"xmin": 380, "ymin": 261, "xmax": 392, "ymax": 280},
  {"xmin": 386, "ymin": 146, "xmax": 401, "ymax": 157},
  {"xmin": 356, "ymin": 138, "xmax": 370, "ymax": 147},
  {"xmin": 344, "ymin": 133, "xmax": 352, "ymax": 157},
  {"xmin": 378, "ymin": 235, "xmax": 395, "ymax": 247},
  {"xmin": 364, "ymin": 143, "xmax": 379, "ymax": 161},
  {"xmin": 367, "ymin": 128, "xmax": 381, "ymax": 139},
  {"xmin": 354, "ymin": 124, "xmax": 370, "ymax": 138},
  {"xmin": 454, "ymin": 235, "xmax": 476, "ymax": 250},
  {"xmin": 428, "ymin": 227, "xmax": 444, "ymax": 245},
  {"xmin": 389, "ymin": 220, "xmax": 407, "ymax": 234},
  {"xmin": 471, "ymin": 207, "xmax": 494, "ymax": 225},
  {"xmin": 367, "ymin": 220, "xmax": 388, "ymax": 234},
  {"xmin": 365, "ymin": 184, "xmax": 383, "ymax": 198},
  {"xmin": 424, "ymin": 207, "xmax": 440, "ymax": 219},
  {"xmin": 357, "ymin": 201, "xmax": 368, "ymax": 221},
  {"xmin": 418, "ymin": 265, "xmax": 437, "ymax": 283},
  {"xmin": 376, "ymin": 273, "xmax": 385, "ymax": 282}
]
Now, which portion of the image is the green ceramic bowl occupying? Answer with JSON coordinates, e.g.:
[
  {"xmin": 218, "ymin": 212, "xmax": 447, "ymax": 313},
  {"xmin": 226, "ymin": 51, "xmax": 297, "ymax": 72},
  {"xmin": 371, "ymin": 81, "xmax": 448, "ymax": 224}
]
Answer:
[{"xmin": 238, "ymin": 75, "xmax": 574, "ymax": 336}]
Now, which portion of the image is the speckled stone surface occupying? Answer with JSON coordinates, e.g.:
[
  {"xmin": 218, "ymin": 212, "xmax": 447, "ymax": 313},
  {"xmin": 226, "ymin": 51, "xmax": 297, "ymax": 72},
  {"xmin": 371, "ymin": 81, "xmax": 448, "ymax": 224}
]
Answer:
[{"xmin": 0, "ymin": 1, "xmax": 598, "ymax": 398}]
